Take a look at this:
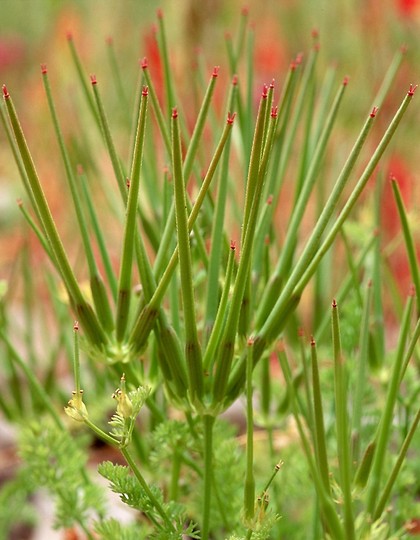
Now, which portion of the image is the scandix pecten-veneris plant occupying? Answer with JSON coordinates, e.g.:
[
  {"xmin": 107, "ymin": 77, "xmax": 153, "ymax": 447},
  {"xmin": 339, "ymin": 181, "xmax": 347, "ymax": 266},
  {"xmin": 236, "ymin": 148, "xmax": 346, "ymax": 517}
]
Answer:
[{"xmin": 0, "ymin": 7, "xmax": 419, "ymax": 539}]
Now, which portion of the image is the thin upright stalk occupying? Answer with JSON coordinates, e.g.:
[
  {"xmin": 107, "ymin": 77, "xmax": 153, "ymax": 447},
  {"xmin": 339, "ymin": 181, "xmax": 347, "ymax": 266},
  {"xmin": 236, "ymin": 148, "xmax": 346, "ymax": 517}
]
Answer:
[
  {"xmin": 244, "ymin": 340, "xmax": 256, "ymax": 520},
  {"xmin": 331, "ymin": 300, "xmax": 355, "ymax": 540},
  {"xmin": 373, "ymin": 406, "xmax": 420, "ymax": 520},
  {"xmin": 366, "ymin": 291, "xmax": 415, "ymax": 516},
  {"xmin": 310, "ymin": 337, "xmax": 330, "ymax": 494},
  {"xmin": 115, "ymin": 86, "xmax": 148, "ymax": 341},
  {"xmin": 171, "ymin": 109, "xmax": 203, "ymax": 403},
  {"xmin": 121, "ymin": 446, "xmax": 176, "ymax": 533},
  {"xmin": 202, "ymin": 414, "xmax": 215, "ymax": 540}
]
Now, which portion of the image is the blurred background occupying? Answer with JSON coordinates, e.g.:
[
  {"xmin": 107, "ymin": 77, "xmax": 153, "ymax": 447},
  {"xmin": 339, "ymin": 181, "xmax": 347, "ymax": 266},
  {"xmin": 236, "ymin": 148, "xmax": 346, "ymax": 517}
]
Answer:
[{"xmin": 1, "ymin": 2, "xmax": 420, "ymax": 538}]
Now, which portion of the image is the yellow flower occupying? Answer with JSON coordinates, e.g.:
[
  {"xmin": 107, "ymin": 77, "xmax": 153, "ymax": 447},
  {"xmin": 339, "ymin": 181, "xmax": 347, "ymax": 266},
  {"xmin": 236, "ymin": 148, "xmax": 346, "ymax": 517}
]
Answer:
[{"xmin": 64, "ymin": 390, "xmax": 88, "ymax": 422}]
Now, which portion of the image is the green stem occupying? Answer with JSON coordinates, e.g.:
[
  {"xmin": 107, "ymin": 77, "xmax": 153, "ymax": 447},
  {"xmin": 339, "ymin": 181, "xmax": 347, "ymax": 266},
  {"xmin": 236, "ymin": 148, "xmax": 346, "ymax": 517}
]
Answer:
[
  {"xmin": 141, "ymin": 59, "xmax": 171, "ymax": 155},
  {"xmin": 128, "ymin": 115, "xmax": 234, "ymax": 356},
  {"xmin": 244, "ymin": 340, "xmax": 256, "ymax": 520},
  {"xmin": 310, "ymin": 337, "xmax": 331, "ymax": 494},
  {"xmin": 391, "ymin": 178, "xmax": 420, "ymax": 313},
  {"xmin": 277, "ymin": 346, "xmax": 345, "ymax": 539},
  {"xmin": 352, "ymin": 281, "xmax": 373, "ymax": 464},
  {"xmin": 115, "ymin": 86, "xmax": 148, "ymax": 341},
  {"xmin": 91, "ymin": 75, "xmax": 126, "ymax": 200},
  {"xmin": 171, "ymin": 109, "xmax": 203, "ymax": 403},
  {"xmin": 331, "ymin": 300, "xmax": 355, "ymax": 540},
  {"xmin": 204, "ymin": 77, "xmax": 238, "ymax": 334},
  {"xmin": 203, "ymin": 242, "xmax": 236, "ymax": 373},
  {"xmin": 202, "ymin": 414, "xmax": 215, "ymax": 540},
  {"xmin": 121, "ymin": 446, "xmax": 176, "ymax": 533},
  {"xmin": 78, "ymin": 168, "xmax": 118, "ymax": 300},
  {"xmin": 169, "ymin": 450, "xmax": 182, "ymax": 502},
  {"xmin": 212, "ymin": 103, "xmax": 278, "ymax": 407},
  {"xmin": 373, "ymin": 405, "xmax": 420, "ymax": 520},
  {"xmin": 257, "ymin": 77, "xmax": 349, "ymax": 326},
  {"xmin": 153, "ymin": 67, "xmax": 220, "ymax": 279},
  {"xmin": 67, "ymin": 34, "xmax": 101, "ymax": 127},
  {"xmin": 366, "ymin": 292, "xmax": 415, "ymax": 516},
  {"xmin": 73, "ymin": 322, "xmax": 81, "ymax": 395}
]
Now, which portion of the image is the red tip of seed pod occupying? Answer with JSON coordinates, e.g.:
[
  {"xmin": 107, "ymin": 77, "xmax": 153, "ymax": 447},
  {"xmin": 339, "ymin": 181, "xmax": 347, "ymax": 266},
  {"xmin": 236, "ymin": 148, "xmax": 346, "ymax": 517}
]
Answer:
[
  {"xmin": 298, "ymin": 327, "xmax": 305, "ymax": 337},
  {"xmin": 66, "ymin": 31, "xmax": 73, "ymax": 41},
  {"xmin": 141, "ymin": 57, "xmax": 148, "ymax": 70},
  {"xmin": 408, "ymin": 84, "xmax": 418, "ymax": 96},
  {"xmin": 310, "ymin": 335, "xmax": 316, "ymax": 347},
  {"xmin": 126, "ymin": 178, "xmax": 131, "ymax": 189},
  {"xmin": 247, "ymin": 336, "xmax": 254, "ymax": 346},
  {"xmin": 227, "ymin": 112, "xmax": 236, "ymax": 125},
  {"xmin": 343, "ymin": 76, "xmax": 349, "ymax": 86},
  {"xmin": 367, "ymin": 279, "xmax": 372, "ymax": 288},
  {"xmin": 16, "ymin": 198, "xmax": 23, "ymax": 207},
  {"xmin": 172, "ymin": 107, "xmax": 178, "ymax": 119},
  {"xmin": 296, "ymin": 52, "xmax": 304, "ymax": 65},
  {"xmin": 262, "ymin": 84, "xmax": 268, "ymax": 98},
  {"xmin": 230, "ymin": 240, "xmax": 236, "ymax": 250},
  {"xmin": 271, "ymin": 106, "xmax": 278, "ymax": 118},
  {"xmin": 242, "ymin": 6, "xmax": 249, "ymax": 16},
  {"xmin": 312, "ymin": 28, "xmax": 319, "ymax": 40},
  {"xmin": 212, "ymin": 66, "xmax": 220, "ymax": 78},
  {"xmin": 232, "ymin": 74, "xmax": 238, "ymax": 86},
  {"xmin": 270, "ymin": 79, "xmax": 275, "ymax": 89},
  {"xmin": 77, "ymin": 164, "xmax": 84, "ymax": 175},
  {"xmin": 74, "ymin": 320, "xmax": 79, "ymax": 331},
  {"xmin": 106, "ymin": 36, "xmax": 113, "ymax": 46},
  {"xmin": 332, "ymin": 298, "xmax": 337, "ymax": 308},
  {"xmin": 157, "ymin": 8, "xmax": 163, "ymax": 19},
  {"xmin": 408, "ymin": 284, "xmax": 416, "ymax": 297},
  {"xmin": 370, "ymin": 106, "xmax": 378, "ymax": 118},
  {"xmin": 2, "ymin": 85, "xmax": 10, "ymax": 99},
  {"xmin": 266, "ymin": 194, "xmax": 273, "ymax": 205},
  {"xmin": 142, "ymin": 85, "xmax": 148, "ymax": 96},
  {"xmin": 90, "ymin": 74, "xmax": 97, "ymax": 85},
  {"xmin": 400, "ymin": 44, "xmax": 408, "ymax": 55},
  {"xmin": 40, "ymin": 63, "xmax": 47, "ymax": 75}
]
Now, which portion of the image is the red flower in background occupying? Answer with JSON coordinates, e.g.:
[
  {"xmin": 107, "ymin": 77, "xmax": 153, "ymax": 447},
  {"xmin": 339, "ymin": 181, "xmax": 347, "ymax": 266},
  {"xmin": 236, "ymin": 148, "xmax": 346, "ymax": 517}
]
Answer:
[
  {"xmin": 396, "ymin": 0, "xmax": 419, "ymax": 15},
  {"xmin": 0, "ymin": 37, "xmax": 25, "ymax": 68},
  {"xmin": 382, "ymin": 155, "xmax": 417, "ymax": 293},
  {"xmin": 143, "ymin": 26, "xmax": 164, "ymax": 104}
]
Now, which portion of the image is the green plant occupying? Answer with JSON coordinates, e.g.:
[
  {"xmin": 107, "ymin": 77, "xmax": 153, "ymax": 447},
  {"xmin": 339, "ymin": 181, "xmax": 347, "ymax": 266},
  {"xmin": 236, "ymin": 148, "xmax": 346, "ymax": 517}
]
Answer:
[{"xmin": 1, "ymin": 7, "xmax": 419, "ymax": 539}]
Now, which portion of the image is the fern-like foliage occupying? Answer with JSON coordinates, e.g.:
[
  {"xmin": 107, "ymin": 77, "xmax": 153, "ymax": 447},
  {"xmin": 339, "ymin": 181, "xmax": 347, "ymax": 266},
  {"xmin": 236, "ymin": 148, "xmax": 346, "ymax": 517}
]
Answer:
[
  {"xmin": 0, "ymin": 475, "xmax": 36, "ymax": 540},
  {"xmin": 98, "ymin": 460, "xmax": 200, "ymax": 538},
  {"xmin": 95, "ymin": 517, "xmax": 152, "ymax": 539},
  {"xmin": 19, "ymin": 420, "xmax": 104, "ymax": 531}
]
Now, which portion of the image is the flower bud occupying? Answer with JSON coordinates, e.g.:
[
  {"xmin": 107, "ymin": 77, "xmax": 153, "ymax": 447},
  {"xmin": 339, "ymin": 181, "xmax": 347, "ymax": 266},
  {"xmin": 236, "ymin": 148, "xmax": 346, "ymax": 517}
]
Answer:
[
  {"xmin": 112, "ymin": 375, "xmax": 133, "ymax": 419},
  {"xmin": 64, "ymin": 390, "xmax": 88, "ymax": 422}
]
